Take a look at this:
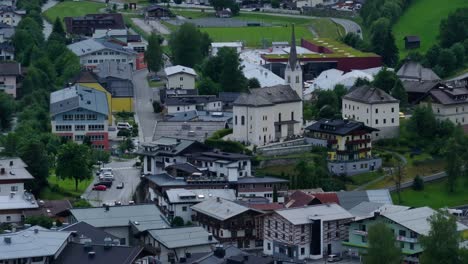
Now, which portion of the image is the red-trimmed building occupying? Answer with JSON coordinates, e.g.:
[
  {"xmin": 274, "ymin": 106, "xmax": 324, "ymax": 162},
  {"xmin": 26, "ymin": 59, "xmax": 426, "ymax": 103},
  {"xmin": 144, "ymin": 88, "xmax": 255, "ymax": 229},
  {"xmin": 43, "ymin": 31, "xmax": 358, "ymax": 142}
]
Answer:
[{"xmin": 50, "ymin": 85, "xmax": 110, "ymax": 150}]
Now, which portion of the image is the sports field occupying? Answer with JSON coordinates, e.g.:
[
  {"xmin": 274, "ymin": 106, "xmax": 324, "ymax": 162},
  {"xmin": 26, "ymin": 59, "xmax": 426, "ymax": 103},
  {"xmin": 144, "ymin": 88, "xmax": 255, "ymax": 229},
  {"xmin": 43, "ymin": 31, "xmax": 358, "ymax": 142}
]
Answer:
[
  {"xmin": 43, "ymin": 0, "xmax": 106, "ymax": 22},
  {"xmin": 393, "ymin": 0, "xmax": 466, "ymax": 58}
]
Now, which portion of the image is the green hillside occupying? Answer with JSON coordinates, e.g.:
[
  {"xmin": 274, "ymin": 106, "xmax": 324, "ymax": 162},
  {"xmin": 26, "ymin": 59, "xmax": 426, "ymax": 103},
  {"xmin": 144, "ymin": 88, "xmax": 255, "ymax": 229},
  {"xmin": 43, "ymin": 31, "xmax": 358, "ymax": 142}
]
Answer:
[{"xmin": 393, "ymin": 0, "xmax": 467, "ymax": 58}]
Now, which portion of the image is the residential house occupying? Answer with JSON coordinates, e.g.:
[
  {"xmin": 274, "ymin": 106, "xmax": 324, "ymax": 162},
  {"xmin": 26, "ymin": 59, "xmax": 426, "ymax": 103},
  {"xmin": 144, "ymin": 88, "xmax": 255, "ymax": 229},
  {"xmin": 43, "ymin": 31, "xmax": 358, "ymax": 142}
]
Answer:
[
  {"xmin": 145, "ymin": 5, "xmax": 174, "ymax": 19},
  {"xmin": 211, "ymin": 42, "xmax": 243, "ymax": 56},
  {"xmin": 95, "ymin": 61, "xmax": 134, "ymax": 112},
  {"xmin": 60, "ymin": 221, "xmax": 121, "ymax": 245},
  {"xmin": 67, "ymin": 38, "xmax": 138, "ymax": 70},
  {"xmin": 64, "ymin": 13, "xmax": 126, "ymax": 38},
  {"xmin": 54, "ymin": 242, "xmax": 145, "ymax": 264},
  {"xmin": 233, "ymin": 26, "xmax": 303, "ymax": 146},
  {"xmin": 154, "ymin": 120, "xmax": 230, "ymax": 142},
  {"xmin": 305, "ymin": 119, "xmax": 381, "ymax": 175},
  {"xmin": 165, "ymin": 95, "xmax": 223, "ymax": 114},
  {"xmin": 342, "ymin": 206, "xmax": 468, "ymax": 263},
  {"xmin": 263, "ymin": 204, "xmax": 354, "ymax": 260},
  {"xmin": 218, "ymin": 92, "xmax": 241, "ymax": 110},
  {"xmin": 0, "ymin": 42, "xmax": 14, "ymax": 61},
  {"xmin": 241, "ymin": 61, "xmax": 285, "ymax": 88},
  {"xmin": 191, "ymin": 197, "xmax": 264, "ymax": 249},
  {"xmin": 0, "ymin": 6, "xmax": 25, "ymax": 27},
  {"xmin": 107, "ymin": 34, "xmax": 147, "ymax": 53},
  {"xmin": 67, "ymin": 204, "xmax": 170, "ymax": 246},
  {"xmin": 50, "ymin": 85, "xmax": 110, "ymax": 150},
  {"xmin": 187, "ymin": 151, "xmax": 252, "ymax": 179},
  {"xmin": 164, "ymin": 65, "xmax": 197, "ymax": 89},
  {"xmin": 0, "ymin": 22, "xmax": 14, "ymax": 43},
  {"xmin": 397, "ymin": 61, "xmax": 440, "ymax": 82},
  {"xmin": 172, "ymin": 245, "xmax": 275, "ymax": 264},
  {"xmin": 342, "ymin": 86, "xmax": 400, "ymax": 140},
  {"xmin": 160, "ymin": 88, "xmax": 198, "ymax": 104},
  {"xmin": 140, "ymin": 226, "xmax": 218, "ymax": 264},
  {"xmin": 0, "ymin": 0, "xmax": 15, "ymax": 6},
  {"xmin": 162, "ymin": 188, "xmax": 236, "ymax": 223},
  {"xmin": 0, "ymin": 226, "xmax": 72, "ymax": 264},
  {"xmin": 404, "ymin": 36, "xmax": 420, "ymax": 49},
  {"xmin": 402, "ymin": 80, "xmax": 445, "ymax": 105},
  {"xmin": 446, "ymin": 72, "xmax": 468, "ymax": 88},
  {"xmin": 0, "ymin": 62, "xmax": 21, "ymax": 98},
  {"xmin": 23, "ymin": 199, "xmax": 72, "ymax": 223},
  {"xmin": 0, "ymin": 157, "xmax": 38, "ymax": 223},
  {"xmin": 420, "ymin": 84, "xmax": 468, "ymax": 126}
]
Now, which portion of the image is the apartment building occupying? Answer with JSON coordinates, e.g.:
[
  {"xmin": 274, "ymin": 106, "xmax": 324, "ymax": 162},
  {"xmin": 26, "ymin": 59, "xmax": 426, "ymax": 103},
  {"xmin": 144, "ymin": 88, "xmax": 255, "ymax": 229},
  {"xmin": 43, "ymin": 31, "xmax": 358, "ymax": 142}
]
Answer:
[
  {"xmin": 64, "ymin": 13, "xmax": 126, "ymax": 38},
  {"xmin": 0, "ymin": 62, "xmax": 21, "ymax": 98},
  {"xmin": 164, "ymin": 65, "xmax": 197, "ymax": 89},
  {"xmin": 420, "ymin": 85, "xmax": 468, "ymax": 126}
]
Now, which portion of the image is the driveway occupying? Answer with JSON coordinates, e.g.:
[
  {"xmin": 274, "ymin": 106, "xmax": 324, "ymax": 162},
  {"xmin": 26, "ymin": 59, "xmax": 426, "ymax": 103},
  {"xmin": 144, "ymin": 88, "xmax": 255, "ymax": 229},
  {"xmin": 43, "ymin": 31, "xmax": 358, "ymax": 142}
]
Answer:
[
  {"xmin": 82, "ymin": 159, "xmax": 141, "ymax": 207},
  {"xmin": 132, "ymin": 69, "xmax": 161, "ymax": 142}
]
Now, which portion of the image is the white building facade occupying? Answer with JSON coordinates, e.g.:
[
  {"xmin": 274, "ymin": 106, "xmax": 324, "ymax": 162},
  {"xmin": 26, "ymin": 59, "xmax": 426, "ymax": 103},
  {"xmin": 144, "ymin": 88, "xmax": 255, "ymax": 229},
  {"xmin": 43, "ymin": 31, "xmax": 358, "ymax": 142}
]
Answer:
[
  {"xmin": 342, "ymin": 86, "xmax": 400, "ymax": 140},
  {"xmin": 164, "ymin": 65, "xmax": 197, "ymax": 89}
]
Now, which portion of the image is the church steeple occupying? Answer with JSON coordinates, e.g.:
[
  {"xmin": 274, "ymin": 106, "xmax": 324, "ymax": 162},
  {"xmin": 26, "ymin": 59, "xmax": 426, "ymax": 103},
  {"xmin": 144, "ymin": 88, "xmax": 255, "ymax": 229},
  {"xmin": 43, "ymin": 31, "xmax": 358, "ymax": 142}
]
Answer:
[{"xmin": 288, "ymin": 24, "xmax": 298, "ymax": 70}]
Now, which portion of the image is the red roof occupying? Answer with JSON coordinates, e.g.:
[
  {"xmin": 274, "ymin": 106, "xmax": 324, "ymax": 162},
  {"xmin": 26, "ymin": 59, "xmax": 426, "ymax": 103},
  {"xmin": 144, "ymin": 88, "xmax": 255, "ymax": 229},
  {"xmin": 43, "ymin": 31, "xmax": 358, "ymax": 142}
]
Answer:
[
  {"xmin": 312, "ymin": 192, "xmax": 339, "ymax": 204},
  {"xmin": 249, "ymin": 203, "xmax": 285, "ymax": 211},
  {"xmin": 286, "ymin": 190, "xmax": 315, "ymax": 208}
]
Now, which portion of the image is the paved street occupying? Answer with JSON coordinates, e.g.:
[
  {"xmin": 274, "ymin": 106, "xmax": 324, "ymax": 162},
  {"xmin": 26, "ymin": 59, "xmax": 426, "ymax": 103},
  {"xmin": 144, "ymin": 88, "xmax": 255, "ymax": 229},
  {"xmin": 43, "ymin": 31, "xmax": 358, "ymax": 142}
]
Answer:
[
  {"xmin": 41, "ymin": 0, "xmax": 59, "ymax": 38},
  {"xmin": 82, "ymin": 159, "xmax": 141, "ymax": 207}
]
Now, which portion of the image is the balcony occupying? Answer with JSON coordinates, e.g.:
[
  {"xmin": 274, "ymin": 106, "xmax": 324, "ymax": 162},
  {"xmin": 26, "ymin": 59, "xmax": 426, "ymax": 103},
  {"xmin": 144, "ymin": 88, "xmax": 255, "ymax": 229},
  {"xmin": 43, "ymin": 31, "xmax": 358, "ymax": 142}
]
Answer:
[
  {"xmin": 396, "ymin": 236, "xmax": 418, "ymax": 243},
  {"xmin": 345, "ymin": 138, "xmax": 371, "ymax": 145},
  {"xmin": 352, "ymin": 229, "xmax": 368, "ymax": 236},
  {"xmin": 0, "ymin": 84, "xmax": 15, "ymax": 90}
]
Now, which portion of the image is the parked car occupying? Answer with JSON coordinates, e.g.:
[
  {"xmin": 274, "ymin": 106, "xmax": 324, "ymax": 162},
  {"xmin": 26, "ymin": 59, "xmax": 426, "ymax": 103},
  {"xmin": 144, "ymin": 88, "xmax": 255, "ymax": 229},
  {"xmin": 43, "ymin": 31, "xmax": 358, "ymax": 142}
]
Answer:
[
  {"xmin": 327, "ymin": 255, "xmax": 342, "ymax": 262},
  {"xmin": 116, "ymin": 182, "xmax": 124, "ymax": 189},
  {"xmin": 94, "ymin": 181, "xmax": 112, "ymax": 188},
  {"xmin": 117, "ymin": 122, "xmax": 133, "ymax": 130},
  {"xmin": 92, "ymin": 185, "xmax": 107, "ymax": 191},
  {"xmin": 150, "ymin": 76, "xmax": 161, "ymax": 81},
  {"xmin": 99, "ymin": 171, "xmax": 114, "ymax": 181},
  {"xmin": 96, "ymin": 167, "xmax": 113, "ymax": 176}
]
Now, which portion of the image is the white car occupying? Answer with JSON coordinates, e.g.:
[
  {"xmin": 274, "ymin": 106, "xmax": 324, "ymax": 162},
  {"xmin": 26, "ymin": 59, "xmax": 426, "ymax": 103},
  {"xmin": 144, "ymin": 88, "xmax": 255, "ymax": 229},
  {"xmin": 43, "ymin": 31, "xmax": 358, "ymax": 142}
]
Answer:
[
  {"xmin": 327, "ymin": 255, "xmax": 342, "ymax": 262},
  {"xmin": 100, "ymin": 171, "xmax": 114, "ymax": 181},
  {"xmin": 117, "ymin": 122, "xmax": 133, "ymax": 130}
]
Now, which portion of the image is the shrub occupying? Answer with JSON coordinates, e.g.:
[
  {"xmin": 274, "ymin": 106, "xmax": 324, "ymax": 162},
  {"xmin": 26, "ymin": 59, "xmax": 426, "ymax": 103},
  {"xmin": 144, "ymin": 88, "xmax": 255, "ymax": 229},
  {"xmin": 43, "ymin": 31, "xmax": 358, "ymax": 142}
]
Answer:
[
  {"xmin": 25, "ymin": 216, "xmax": 54, "ymax": 229},
  {"xmin": 152, "ymin": 101, "xmax": 163, "ymax": 113},
  {"xmin": 412, "ymin": 175, "xmax": 424, "ymax": 191},
  {"xmin": 117, "ymin": 129, "xmax": 131, "ymax": 137},
  {"xmin": 171, "ymin": 216, "xmax": 184, "ymax": 227}
]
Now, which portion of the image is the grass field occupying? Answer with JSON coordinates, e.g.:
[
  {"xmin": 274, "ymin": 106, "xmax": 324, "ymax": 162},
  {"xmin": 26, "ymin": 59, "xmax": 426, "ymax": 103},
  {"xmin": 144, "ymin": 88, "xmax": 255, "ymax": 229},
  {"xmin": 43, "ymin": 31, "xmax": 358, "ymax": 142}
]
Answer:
[
  {"xmin": 393, "ymin": 0, "xmax": 466, "ymax": 58},
  {"xmin": 200, "ymin": 26, "xmax": 313, "ymax": 47},
  {"xmin": 40, "ymin": 173, "xmax": 93, "ymax": 200},
  {"xmin": 43, "ymin": 0, "xmax": 106, "ymax": 22},
  {"xmin": 392, "ymin": 178, "xmax": 468, "ymax": 208}
]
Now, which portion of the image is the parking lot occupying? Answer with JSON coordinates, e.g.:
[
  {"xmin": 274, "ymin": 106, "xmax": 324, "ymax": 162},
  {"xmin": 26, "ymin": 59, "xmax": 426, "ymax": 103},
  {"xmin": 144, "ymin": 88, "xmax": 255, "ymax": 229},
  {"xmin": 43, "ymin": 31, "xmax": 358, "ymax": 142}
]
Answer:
[{"xmin": 82, "ymin": 159, "xmax": 142, "ymax": 207}]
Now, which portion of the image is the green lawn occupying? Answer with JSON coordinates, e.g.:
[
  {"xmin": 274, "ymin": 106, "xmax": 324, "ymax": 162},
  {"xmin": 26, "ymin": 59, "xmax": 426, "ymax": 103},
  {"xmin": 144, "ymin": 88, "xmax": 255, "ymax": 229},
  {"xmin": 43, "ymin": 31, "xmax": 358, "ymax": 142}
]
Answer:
[
  {"xmin": 309, "ymin": 18, "xmax": 345, "ymax": 39},
  {"xmin": 392, "ymin": 179, "xmax": 468, "ymax": 208},
  {"xmin": 393, "ymin": 0, "xmax": 466, "ymax": 58},
  {"xmin": 43, "ymin": 0, "xmax": 106, "ymax": 22},
  {"xmin": 200, "ymin": 26, "xmax": 313, "ymax": 47},
  {"xmin": 39, "ymin": 172, "xmax": 93, "ymax": 200}
]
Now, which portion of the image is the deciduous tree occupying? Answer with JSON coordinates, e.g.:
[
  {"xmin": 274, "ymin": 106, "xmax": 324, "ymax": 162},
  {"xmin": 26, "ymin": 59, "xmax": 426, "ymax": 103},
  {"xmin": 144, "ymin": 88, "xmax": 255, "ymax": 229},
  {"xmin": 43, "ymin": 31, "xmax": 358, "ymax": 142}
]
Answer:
[
  {"xmin": 0, "ymin": 92, "xmax": 15, "ymax": 131},
  {"xmin": 364, "ymin": 222, "xmax": 401, "ymax": 264},
  {"xmin": 56, "ymin": 142, "xmax": 92, "ymax": 191},
  {"xmin": 169, "ymin": 23, "xmax": 211, "ymax": 67},
  {"xmin": 145, "ymin": 33, "xmax": 164, "ymax": 73}
]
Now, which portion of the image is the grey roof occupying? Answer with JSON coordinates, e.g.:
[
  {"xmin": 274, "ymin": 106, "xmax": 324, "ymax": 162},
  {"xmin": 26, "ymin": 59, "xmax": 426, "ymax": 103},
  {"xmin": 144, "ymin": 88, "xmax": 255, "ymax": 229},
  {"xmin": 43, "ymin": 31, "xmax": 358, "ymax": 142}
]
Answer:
[
  {"xmin": 166, "ymin": 162, "xmax": 201, "ymax": 174},
  {"xmin": 233, "ymin": 85, "xmax": 301, "ymax": 107},
  {"xmin": 382, "ymin": 207, "xmax": 468, "ymax": 236},
  {"xmin": 54, "ymin": 242, "xmax": 143, "ymax": 264},
  {"xmin": 348, "ymin": 201, "xmax": 410, "ymax": 220},
  {"xmin": 68, "ymin": 38, "xmax": 137, "ymax": 57},
  {"xmin": 404, "ymin": 35, "xmax": 420, "ymax": 42},
  {"xmin": 0, "ymin": 26, "xmax": 14, "ymax": 39},
  {"xmin": 138, "ymin": 137, "xmax": 205, "ymax": 157},
  {"xmin": 164, "ymin": 65, "xmax": 197, "ymax": 76},
  {"xmin": 60, "ymin": 221, "xmax": 119, "ymax": 244},
  {"xmin": 0, "ymin": 157, "xmax": 34, "ymax": 181},
  {"xmin": 145, "ymin": 173, "xmax": 187, "ymax": 187},
  {"xmin": 165, "ymin": 96, "xmax": 220, "ymax": 106},
  {"xmin": 402, "ymin": 80, "xmax": 442, "ymax": 93},
  {"xmin": 69, "ymin": 204, "xmax": 169, "ymax": 228},
  {"xmin": 218, "ymin": 92, "xmax": 241, "ymax": 103},
  {"xmin": 148, "ymin": 226, "xmax": 218, "ymax": 249},
  {"xmin": 154, "ymin": 121, "xmax": 227, "ymax": 142},
  {"xmin": 447, "ymin": 72, "xmax": 468, "ymax": 82},
  {"xmin": 165, "ymin": 188, "xmax": 236, "ymax": 204},
  {"xmin": 191, "ymin": 198, "xmax": 261, "ymax": 221},
  {"xmin": 237, "ymin": 176, "xmax": 288, "ymax": 184},
  {"xmin": 428, "ymin": 87, "xmax": 468, "ymax": 105},
  {"xmin": 0, "ymin": 191, "xmax": 38, "ymax": 210},
  {"xmin": 0, "ymin": 62, "xmax": 20, "ymax": 76},
  {"xmin": 306, "ymin": 119, "xmax": 378, "ymax": 136},
  {"xmin": 397, "ymin": 61, "xmax": 441, "ymax": 82},
  {"xmin": 50, "ymin": 85, "xmax": 109, "ymax": 116},
  {"xmin": 344, "ymin": 86, "xmax": 398, "ymax": 104},
  {"xmin": 165, "ymin": 110, "xmax": 233, "ymax": 122},
  {"xmin": 103, "ymin": 77, "xmax": 134, "ymax": 97},
  {"xmin": 0, "ymin": 226, "xmax": 71, "ymax": 260},
  {"xmin": 336, "ymin": 190, "xmax": 393, "ymax": 210},
  {"xmin": 275, "ymin": 203, "xmax": 353, "ymax": 225},
  {"xmin": 96, "ymin": 61, "xmax": 132, "ymax": 80},
  {"xmin": 189, "ymin": 246, "xmax": 274, "ymax": 264}
]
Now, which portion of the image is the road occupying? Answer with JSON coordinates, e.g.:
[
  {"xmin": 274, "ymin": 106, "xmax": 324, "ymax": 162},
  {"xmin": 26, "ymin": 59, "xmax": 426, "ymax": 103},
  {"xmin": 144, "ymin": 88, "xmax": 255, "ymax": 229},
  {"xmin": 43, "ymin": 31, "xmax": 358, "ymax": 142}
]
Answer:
[
  {"xmin": 41, "ymin": 0, "xmax": 59, "ymax": 38},
  {"xmin": 82, "ymin": 159, "xmax": 141, "ymax": 207},
  {"xmin": 133, "ymin": 69, "xmax": 161, "ymax": 143}
]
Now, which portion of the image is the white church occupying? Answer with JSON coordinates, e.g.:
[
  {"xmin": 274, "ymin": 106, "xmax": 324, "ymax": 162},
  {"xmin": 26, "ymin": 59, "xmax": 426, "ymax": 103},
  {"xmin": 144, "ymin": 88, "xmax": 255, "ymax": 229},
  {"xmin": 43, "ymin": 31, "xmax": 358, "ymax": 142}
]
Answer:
[{"xmin": 232, "ymin": 26, "xmax": 304, "ymax": 146}]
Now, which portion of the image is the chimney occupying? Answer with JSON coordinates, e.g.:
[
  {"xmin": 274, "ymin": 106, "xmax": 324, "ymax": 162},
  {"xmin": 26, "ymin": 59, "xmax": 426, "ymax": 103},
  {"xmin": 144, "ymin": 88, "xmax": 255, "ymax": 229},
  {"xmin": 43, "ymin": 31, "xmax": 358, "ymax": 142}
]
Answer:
[
  {"xmin": 88, "ymin": 251, "xmax": 96, "ymax": 258},
  {"xmin": 214, "ymin": 245, "xmax": 225, "ymax": 258},
  {"xmin": 243, "ymin": 255, "xmax": 249, "ymax": 262},
  {"xmin": 180, "ymin": 257, "xmax": 186, "ymax": 263},
  {"xmin": 34, "ymin": 228, "xmax": 39, "ymax": 234},
  {"xmin": 105, "ymin": 205, "xmax": 110, "ymax": 212},
  {"xmin": 186, "ymin": 252, "xmax": 192, "ymax": 258},
  {"xmin": 4, "ymin": 237, "xmax": 11, "ymax": 244},
  {"xmin": 208, "ymin": 233, "xmax": 213, "ymax": 241},
  {"xmin": 216, "ymin": 197, "xmax": 221, "ymax": 203},
  {"xmin": 374, "ymin": 211, "xmax": 380, "ymax": 217}
]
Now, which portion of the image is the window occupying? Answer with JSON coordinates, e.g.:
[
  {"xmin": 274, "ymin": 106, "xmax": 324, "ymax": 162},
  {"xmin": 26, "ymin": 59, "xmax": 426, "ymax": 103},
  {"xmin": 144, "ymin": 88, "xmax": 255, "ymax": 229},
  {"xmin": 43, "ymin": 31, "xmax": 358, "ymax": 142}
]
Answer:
[
  {"xmin": 375, "ymin": 108, "xmax": 378, "ymax": 113},
  {"xmin": 267, "ymin": 231, "xmax": 270, "ymax": 237},
  {"xmin": 11, "ymin": 186, "xmax": 17, "ymax": 191},
  {"xmin": 383, "ymin": 119, "xmax": 386, "ymax": 124},
  {"xmin": 267, "ymin": 243, "xmax": 271, "ymax": 250},
  {"xmin": 275, "ymin": 232, "xmax": 278, "ymax": 238},
  {"xmin": 301, "ymin": 248, "xmax": 305, "ymax": 255},
  {"xmin": 391, "ymin": 118, "xmax": 395, "ymax": 123},
  {"xmin": 282, "ymin": 234, "xmax": 285, "ymax": 239},
  {"xmin": 399, "ymin": 230, "xmax": 406, "ymax": 237},
  {"xmin": 268, "ymin": 220, "xmax": 270, "ymax": 228},
  {"xmin": 295, "ymin": 75, "xmax": 299, "ymax": 83},
  {"xmin": 287, "ymin": 76, "xmax": 291, "ymax": 83},
  {"xmin": 391, "ymin": 107, "xmax": 394, "ymax": 112},
  {"xmin": 241, "ymin": 116, "xmax": 245, "ymax": 125},
  {"xmin": 375, "ymin": 119, "xmax": 379, "ymax": 124},
  {"xmin": 410, "ymin": 243, "xmax": 414, "ymax": 250},
  {"xmin": 182, "ymin": 206, "xmax": 187, "ymax": 211},
  {"xmin": 291, "ymin": 111, "xmax": 294, "ymax": 120},
  {"xmin": 235, "ymin": 116, "xmax": 237, "ymax": 125},
  {"xmin": 75, "ymin": 114, "xmax": 85, "ymax": 120},
  {"xmin": 400, "ymin": 242, "xmax": 404, "ymax": 249},
  {"xmin": 301, "ymin": 236, "xmax": 305, "ymax": 242},
  {"xmin": 275, "ymin": 221, "xmax": 278, "ymax": 229},
  {"xmin": 88, "ymin": 125, "xmax": 104, "ymax": 131},
  {"xmin": 63, "ymin": 114, "xmax": 73, "ymax": 121},
  {"xmin": 180, "ymin": 77, "xmax": 184, "ymax": 81},
  {"xmin": 87, "ymin": 114, "xmax": 97, "ymax": 120},
  {"xmin": 55, "ymin": 125, "xmax": 72, "ymax": 131},
  {"xmin": 282, "ymin": 223, "xmax": 285, "ymax": 231},
  {"xmin": 75, "ymin": 135, "xmax": 84, "ymax": 141},
  {"xmin": 336, "ymin": 231, "xmax": 340, "ymax": 238},
  {"xmin": 89, "ymin": 135, "xmax": 105, "ymax": 141},
  {"xmin": 278, "ymin": 113, "xmax": 281, "ymax": 122},
  {"xmin": 301, "ymin": 225, "xmax": 305, "ymax": 232},
  {"xmin": 75, "ymin": 125, "xmax": 85, "ymax": 131},
  {"xmin": 122, "ymin": 59, "xmax": 126, "ymax": 63}
]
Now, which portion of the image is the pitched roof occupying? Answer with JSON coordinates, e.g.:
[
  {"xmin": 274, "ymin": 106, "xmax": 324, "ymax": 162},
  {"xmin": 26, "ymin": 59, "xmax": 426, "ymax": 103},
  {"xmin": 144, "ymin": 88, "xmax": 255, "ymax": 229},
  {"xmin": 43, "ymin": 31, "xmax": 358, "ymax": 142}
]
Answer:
[
  {"xmin": 237, "ymin": 176, "xmax": 288, "ymax": 184},
  {"xmin": 286, "ymin": 190, "xmax": 314, "ymax": 208},
  {"xmin": 164, "ymin": 65, "xmax": 197, "ymax": 76},
  {"xmin": 54, "ymin": 242, "xmax": 143, "ymax": 264},
  {"xmin": 60, "ymin": 221, "xmax": 119, "ymax": 244},
  {"xmin": 191, "ymin": 198, "xmax": 262, "ymax": 221},
  {"xmin": 383, "ymin": 207, "xmax": 468, "ymax": 236},
  {"xmin": 0, "ymin": 226, "xmax": 71, "ymax": 260},
  {"xmin": 402, "ymin": 80, "xmax": 443, "ymax": 93},
  {"xmin": 428, "ymin": 87, "xmax": 468, "ymax": 105},
  {"xmin": 69, "ymin": 204, "xmax": 169, "ymax": 229},
  {"xmin": 305, "ymin": 119, "xmax": 378, "ymax": 136},
  {"xmin": 404, "ymin": 35, "xmax": 420, "ymax": 42},
  {"xmin": 397, "ymin": 61, "xmax": 440, "ymax": 82},
  {"xmin": 70, "ymin": 70, "xmax": 99, "ymax": 84},
  {"xmin": 23, "ymin": 199, "xmax": 72, "ymax": 218},
  {"xmin": 313, "ymin": 192, "xmax": 339, "ymax": 204},
  {"xmin": 50, "ymin": 85, "xmax": 109, "ymax": 116},
  {"xmin": 343, "ymin": 85, "xmax": 399, "ymax": 104},
  {"xmin": 165, "ymin": 95, "xmax": 220, "ymax": 106},
  {"xmin": 348, "ymin": 201, "xmax": 410, "ymax": 220},
  {"xmin": 67, "ymin": 38, "xmax": 137, "ymax": 57},
  {"xmin": 248, "ymin": 203, "xmax": 285, "ymax": 211},
  {"xmin": 275, "ymin": 203, "xmax": 353, "ymax": 225},
  {"xmin": 96, "ymin": 61, "xmax": 132, "ymax": 80},
  {"xmin": 147, "ymin": 226, "xmax": 218, "ymax": 249},
  {"xmin": 0, "ymin": 157, "xmax": 34, "ymax": 181},
  {"xmin": 233, "ymin": 85, "xmax": 301, "ymax": 107},
  {"xmin": 165, "ymin": 188, "xmax": 236, "ymax": 204},
  {"xmin": 0, "ymin": 62, "xmax": 20, "ymax": 76},
  {"xmin": 336, "ymin": 190, "xmax": 393, "ymax": 210}
]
